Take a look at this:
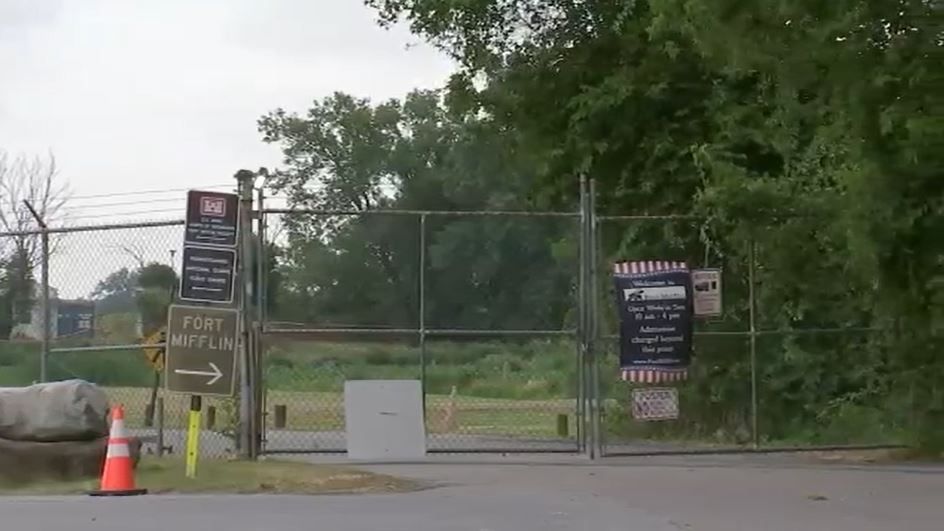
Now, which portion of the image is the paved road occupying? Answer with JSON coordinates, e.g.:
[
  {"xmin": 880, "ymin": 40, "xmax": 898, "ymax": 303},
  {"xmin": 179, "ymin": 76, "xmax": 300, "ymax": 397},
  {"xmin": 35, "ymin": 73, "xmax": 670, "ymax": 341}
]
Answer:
[
  {"xmin": 347, "ymin": 455, "xmax": 944, "ymax": 531},
  {"xmin": 1, "ymin": 490, "xmax": 670, "ymax": 531},
  {"xmin": 2, "ymin": 454, "xmax": 942, "ymax": 531}
]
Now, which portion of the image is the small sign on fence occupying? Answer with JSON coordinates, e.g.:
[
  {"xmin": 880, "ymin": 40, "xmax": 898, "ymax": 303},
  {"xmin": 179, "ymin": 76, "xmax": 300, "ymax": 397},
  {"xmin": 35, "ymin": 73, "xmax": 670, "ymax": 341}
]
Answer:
[
  {"xmin": 692, "ymin": 268, "xmax": 722, "ymax": 318},
  {"xmin": 631, "ymin": 387, "xmax": 679, "ymax": 421}
]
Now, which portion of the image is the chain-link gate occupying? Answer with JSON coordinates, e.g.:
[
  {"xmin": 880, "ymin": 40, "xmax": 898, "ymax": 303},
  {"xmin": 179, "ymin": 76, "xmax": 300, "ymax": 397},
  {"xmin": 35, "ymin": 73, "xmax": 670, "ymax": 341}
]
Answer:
[
  {"xmin": 258, "ymin": 203, "xmax": 589, "ymax": 454},
  {"xmin": 0, "ymin": 177, "xmax": 906, "ymax": 460}
]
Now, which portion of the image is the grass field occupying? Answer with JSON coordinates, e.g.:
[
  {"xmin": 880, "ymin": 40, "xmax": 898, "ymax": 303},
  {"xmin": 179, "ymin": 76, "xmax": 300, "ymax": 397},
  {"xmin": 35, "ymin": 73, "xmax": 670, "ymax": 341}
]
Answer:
[
  {"xmin": 0, "ymin": 458, "xmax": 415, "ymax": 495},
  {"xmin": 105, "ymin": 386, "xmax": 579, "ymax": 440},
  {"xmin": 11, "ymin": 336, "xmax": 896, "ymax": 449},
  {"xmin": 2, "ymin": 338, "xmax": 584, "ymax": 445}
]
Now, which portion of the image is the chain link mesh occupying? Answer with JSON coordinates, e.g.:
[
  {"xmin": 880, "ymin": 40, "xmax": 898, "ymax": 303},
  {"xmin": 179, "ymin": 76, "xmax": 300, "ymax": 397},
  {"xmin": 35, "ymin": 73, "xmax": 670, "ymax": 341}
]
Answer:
[
  {"xmin": 0, "ymin": 205, "xmax": 899, "ymax": 459},
  {"xmin": 0, "ymin": 220, "xmax": 236, "ymax": 458},
  {"xmin": 261, "ymin": 211, "xmax": 582, "ymax": 453}
]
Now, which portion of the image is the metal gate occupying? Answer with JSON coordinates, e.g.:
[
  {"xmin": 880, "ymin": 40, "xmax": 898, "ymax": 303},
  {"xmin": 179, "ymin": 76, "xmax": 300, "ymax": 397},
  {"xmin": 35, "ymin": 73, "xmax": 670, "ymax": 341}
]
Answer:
[
  {"xmin": 256, "ymin": 179, "xmax": 598, "ymax": 454},
  {"xmin": 255, "ymin": 176, "xmax": 901, "ymax": 457},
  {"xmin": 0, "ymin": 177, "xmax": 901, "ymax": 459}
]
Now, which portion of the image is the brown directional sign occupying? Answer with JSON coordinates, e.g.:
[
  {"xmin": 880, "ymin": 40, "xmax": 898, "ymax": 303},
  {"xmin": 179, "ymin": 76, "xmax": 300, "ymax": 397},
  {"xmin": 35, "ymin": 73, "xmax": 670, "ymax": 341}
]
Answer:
[{"xmin": 165, "ymin": 304, "xmax": 239, "ymax": 396}]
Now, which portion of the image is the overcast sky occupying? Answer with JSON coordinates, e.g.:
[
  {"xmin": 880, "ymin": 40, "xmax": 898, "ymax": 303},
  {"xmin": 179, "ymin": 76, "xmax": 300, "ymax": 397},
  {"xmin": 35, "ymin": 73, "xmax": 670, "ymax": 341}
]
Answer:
[
  {"xmin": 0, "ymin": 0, "xmax": 454, "ymax": 221},
  {"xmin": 0, "ymin": 0, "xmax": 455, "ymax": 298}
]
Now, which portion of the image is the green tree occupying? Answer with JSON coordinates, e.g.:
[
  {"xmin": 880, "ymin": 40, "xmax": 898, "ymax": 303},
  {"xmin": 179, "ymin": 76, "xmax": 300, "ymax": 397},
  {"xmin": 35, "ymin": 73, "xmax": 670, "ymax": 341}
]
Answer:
[
  {"xmin": 645, "ymin": 0, "xmax": 943, "ymax": 447},
  {"xmin": 365, "ymin": 0, "xmax": 943, "ymax": 446},
  {"xmin": 135, "ymin": 263, "xmax": 177, "ymax": 335},
  {"xmin": 91, "ymin": 267, "xmax": 138, "ymax": 314},
  {"xmin": 91, "ymin": 263, "xmax": 178, "ymax": 337},
  {"xmin": 259, "ymin": 90, "xmax": 576, "ymax": 330}
]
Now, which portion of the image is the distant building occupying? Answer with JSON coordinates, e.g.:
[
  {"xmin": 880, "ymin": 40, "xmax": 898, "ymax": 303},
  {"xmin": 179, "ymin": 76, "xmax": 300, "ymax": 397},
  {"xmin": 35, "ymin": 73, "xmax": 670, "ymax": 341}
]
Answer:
[
  {"xmin": 9, "ymin": 282, "xmax": 58, "ymax": 340},
  {"xmin": 57, "ymin": 299, "xmax": 95, "ymax": 338},
  {"xmin": 8, "ymin": 282, "xmax": 94, "ymax": 340}
]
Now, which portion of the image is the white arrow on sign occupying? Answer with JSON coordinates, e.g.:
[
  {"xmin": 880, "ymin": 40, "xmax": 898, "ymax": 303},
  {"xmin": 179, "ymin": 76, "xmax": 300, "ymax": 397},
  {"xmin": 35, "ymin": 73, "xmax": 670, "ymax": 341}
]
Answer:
[{"xmin": 173, "ymin": 362, "xmax": 224, "ymax": 385}]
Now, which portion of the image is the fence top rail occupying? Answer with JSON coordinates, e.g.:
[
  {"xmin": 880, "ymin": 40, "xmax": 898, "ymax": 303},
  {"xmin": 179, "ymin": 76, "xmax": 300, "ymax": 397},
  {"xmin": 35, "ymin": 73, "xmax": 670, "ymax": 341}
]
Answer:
[
  {"xmin": 0, "ymin": 218, "xmax": 184, "ymax": 237},
  {"xmin": 264, "ymin": 209, "xmax": 710, "ymax": 221},
  {"xmin": 597, "ymin": 214, "xmax": 703, "ymax": 221},
  {"xmin": 262, "ymin": 326, "xmax": 578, "ymax": 338},
  {"xmin": 599, "ymin": 326, "xmax": 884, "ymax": 340},
  {"xmin": 262, "ymin": 208, "xmax": 580, "ymax": 218}
]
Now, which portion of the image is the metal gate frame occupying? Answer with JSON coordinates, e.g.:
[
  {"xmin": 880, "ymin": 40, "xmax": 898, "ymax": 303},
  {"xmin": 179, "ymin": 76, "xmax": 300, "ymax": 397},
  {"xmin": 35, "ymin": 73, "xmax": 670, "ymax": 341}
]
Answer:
[
  {"xmin": 255, "ymin": 176, "xmax": 600, "ymax": 455},
  {"xmin": 251, "ymin": 176, "xmax": 901, "ymax": 458}
]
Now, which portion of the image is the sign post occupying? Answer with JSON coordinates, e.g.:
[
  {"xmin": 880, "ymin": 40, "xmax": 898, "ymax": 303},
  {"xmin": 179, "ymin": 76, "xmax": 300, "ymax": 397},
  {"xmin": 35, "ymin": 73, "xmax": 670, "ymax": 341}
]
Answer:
[
  {"xmin": 185, "ymin": 395, "xmax": 202, "ymax": 478},
  {"xmin": 142, "ymin": 327, "xmax": 166, "ymax": 428},
  {"xmin": 172, "ymin": 188, "xmax": 241, "ymax": 474},
  {"xmin": 164, "ymin": 304, "xmax": 239, "ymax": 478}
]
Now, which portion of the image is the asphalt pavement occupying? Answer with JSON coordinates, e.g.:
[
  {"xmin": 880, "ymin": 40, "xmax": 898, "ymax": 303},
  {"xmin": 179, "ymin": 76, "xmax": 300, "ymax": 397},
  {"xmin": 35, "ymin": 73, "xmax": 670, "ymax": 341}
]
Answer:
[{"xmin": 2, "ymin": 453, "xmax": 942, "ymax": 531}]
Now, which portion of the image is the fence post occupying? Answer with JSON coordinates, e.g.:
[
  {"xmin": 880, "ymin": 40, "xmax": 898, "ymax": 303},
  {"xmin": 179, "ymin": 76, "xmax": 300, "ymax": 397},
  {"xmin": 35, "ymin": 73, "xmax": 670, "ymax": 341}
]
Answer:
[
  {"xmin": 156, "ymin": 397, "xmax": 165, "ymax": 457},
  {"xmin": 576, "ymin": 176, "xmax": 587, "ymax": 454},
  {"xmin": 24, "ymin": 201, "xmax": 50, "ymax": 383},
  {"xmin": 578, "ymin": 175, "xmax": 602, "ymax": 459},
  {"xmin": 256, "ymin": 185, "xmax": 267, "ymax": 328},
  {"xmin": 588, "ymin": 177, "xmax": 603, "ymax": 459},
  {"xmin": 254, "ymin": 184, "xmax": 267, "ymax": 454},
  {"xmin": 235, "ymin": 170, "xmax": 257, "ymax": 459},
  {"xmin": 418, "ymin": 214, "xmax": 428, "ymax": 419},
  {"xmin": 40, "ymin": 229, "xmax": 50, "ymax": 383},
  {"xmin": 748, "ymin": 239, "xmax": 759, "ymax": 449}
]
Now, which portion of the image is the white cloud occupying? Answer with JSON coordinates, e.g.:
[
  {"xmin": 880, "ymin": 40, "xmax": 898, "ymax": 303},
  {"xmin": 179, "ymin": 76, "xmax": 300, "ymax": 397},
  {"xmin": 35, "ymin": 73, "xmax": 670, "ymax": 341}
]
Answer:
[
  {"xmin": 0, "ymin": 0, "xmax": 455, "ymax": 298},
  {"xmin": 0, "ymin": 0, "xmax": 455, "ymax": 203}
]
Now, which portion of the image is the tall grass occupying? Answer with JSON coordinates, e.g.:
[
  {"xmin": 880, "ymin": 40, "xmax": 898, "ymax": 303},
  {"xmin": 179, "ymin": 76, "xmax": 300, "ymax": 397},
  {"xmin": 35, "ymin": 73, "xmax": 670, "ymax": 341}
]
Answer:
[
  {"xmin": 0, "ymin": 336, "xmax": 908, "ymax": 447},
  {"xmin": 264, "ymin": 338, "xmax": 578, "ymax": 400}
]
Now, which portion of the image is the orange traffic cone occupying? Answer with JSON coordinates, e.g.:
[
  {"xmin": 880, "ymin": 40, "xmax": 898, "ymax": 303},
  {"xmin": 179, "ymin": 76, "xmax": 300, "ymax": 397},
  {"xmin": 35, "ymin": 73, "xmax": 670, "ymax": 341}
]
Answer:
[{"xmin": 89, "ymin": 405, "xmax": 147, "ymax": 496}]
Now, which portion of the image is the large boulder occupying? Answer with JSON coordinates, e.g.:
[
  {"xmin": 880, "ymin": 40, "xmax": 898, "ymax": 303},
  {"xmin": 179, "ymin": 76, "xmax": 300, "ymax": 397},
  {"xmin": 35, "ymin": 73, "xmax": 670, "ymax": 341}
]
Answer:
[
  {"xmin": 0, "ymin": 436, "xmax": 142, "ymax": 483},
  {"xmin": 0, "ymin": 379, "xmax": 110, "ymax": 442}
]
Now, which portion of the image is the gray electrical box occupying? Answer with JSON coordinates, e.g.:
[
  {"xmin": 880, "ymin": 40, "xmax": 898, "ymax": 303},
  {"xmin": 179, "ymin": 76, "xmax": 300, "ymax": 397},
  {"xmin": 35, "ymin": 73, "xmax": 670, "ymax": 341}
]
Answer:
[{"xmin": 344, "ymin": 380, "xmax": 427, "ymax": 459}]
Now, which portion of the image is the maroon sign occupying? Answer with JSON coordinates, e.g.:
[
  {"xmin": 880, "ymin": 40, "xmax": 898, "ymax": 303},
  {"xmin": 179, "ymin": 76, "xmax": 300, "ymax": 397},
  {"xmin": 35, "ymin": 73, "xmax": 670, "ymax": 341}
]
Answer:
[{"xmin": 184, "ymin": 190, "xmax": 239, "ymax": 248}]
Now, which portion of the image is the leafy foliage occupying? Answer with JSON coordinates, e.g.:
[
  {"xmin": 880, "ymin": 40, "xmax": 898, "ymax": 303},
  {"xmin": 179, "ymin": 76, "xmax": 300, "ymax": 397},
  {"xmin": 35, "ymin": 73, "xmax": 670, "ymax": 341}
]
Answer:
[
  {"xmin": 259, "ymin": 90, "xmax": 576, "ymax": 330},
  {"xmin": 362, "ymin": 0, "xmax": 941, "ymax": 448},
  {"xmin": 0, "ymin": 254, "xmax": 33, "ymax": 338},
  {"xmin": 91, "ymin": 263, "xmax": 178, "ymax": 337}
]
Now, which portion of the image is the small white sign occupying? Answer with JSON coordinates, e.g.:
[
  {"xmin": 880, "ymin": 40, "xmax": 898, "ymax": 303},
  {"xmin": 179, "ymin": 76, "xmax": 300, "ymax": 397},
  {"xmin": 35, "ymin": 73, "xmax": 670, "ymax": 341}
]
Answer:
[
  {"xmin": 631, "ymin": 387, "xmax": 679, "ymax": 421},
  {"xmin": 692, "ymin": 268, "xmax": 722, "ymax": 317}
]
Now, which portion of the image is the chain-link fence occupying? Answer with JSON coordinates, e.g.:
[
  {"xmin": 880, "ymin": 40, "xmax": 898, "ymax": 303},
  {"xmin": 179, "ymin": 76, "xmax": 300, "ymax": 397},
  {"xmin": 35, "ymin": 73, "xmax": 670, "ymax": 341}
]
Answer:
[
  {"xmin": 0, "ymin": 220, "xmax": 237, "ymax": 458},
  {"xmin": 0, "ymin": 180, "xmax": 906, "ymax": 459},
  {"xmin": 595, "ymin": 214, "xmax": 901, "ymax": 456},
  {"xmin": 595, "ymin": 215, "xmax": 756, "ymax": 454},
  {"xmin": 260, "ymin": 210, "xmax": 584, "ymax": 453}
]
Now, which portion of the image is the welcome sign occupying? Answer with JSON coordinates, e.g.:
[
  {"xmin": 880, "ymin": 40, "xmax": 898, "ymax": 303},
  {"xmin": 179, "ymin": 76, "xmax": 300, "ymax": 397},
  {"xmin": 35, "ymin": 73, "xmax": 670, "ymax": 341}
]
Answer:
[{"xmin": 613, "ymin": 261, "xmax": 694, "ymax": 383}]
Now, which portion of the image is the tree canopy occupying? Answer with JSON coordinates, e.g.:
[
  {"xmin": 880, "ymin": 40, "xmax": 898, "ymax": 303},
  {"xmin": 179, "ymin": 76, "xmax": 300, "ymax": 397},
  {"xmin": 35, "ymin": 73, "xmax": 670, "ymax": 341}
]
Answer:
[
  {"xmin": 259, "ymin": 90, "xmax": 576, "ymax": 330},
  {"xmin": 255, "ymin": 0, "xmax": 942, "ymax": 448},
  {"xmin": 91, "ymin": 263, "xmax": 177, "ymax": 336}
]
